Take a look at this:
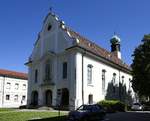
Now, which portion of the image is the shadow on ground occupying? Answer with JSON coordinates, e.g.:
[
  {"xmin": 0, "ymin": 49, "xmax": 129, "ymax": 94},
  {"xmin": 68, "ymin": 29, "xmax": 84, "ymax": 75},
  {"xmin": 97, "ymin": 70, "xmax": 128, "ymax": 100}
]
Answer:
[
  {"xmin": 28, "ymin": 116, "xmax": 67, "ymax": 121},
  {"xmin": 106, "ymin": 112, "xmax": 150, "ymax": 121}
]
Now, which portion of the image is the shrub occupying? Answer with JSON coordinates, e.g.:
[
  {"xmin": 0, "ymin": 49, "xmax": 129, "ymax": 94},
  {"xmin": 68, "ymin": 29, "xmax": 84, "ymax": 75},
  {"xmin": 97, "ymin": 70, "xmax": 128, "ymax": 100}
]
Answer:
[
  {"xmin": 19, "ymin": 105, "xmax": 27, "ymax": 109},
  {"xmin": 98, "ymin": 100, "xmax": 126, "ymax": 113}
]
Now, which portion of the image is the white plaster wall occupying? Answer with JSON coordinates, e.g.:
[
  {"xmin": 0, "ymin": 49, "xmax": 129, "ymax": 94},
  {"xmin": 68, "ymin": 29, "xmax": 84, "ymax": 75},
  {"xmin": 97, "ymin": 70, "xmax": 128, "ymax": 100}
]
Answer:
[
  {"xmin": 0, "ymin": 76, "xmax": 28, "ymax": 108},
  {"xmin": 75, "ymin": 52, "xmax": 134, "ymax": 107},
  {"xmin": 0, "ymin": 77, "xmax": 4, "ymax": 107}
]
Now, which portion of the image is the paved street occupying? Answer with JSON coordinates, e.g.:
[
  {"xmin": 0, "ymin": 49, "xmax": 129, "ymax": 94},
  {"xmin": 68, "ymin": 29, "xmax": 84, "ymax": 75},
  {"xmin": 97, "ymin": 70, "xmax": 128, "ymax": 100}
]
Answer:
[{"xmin": 105, "ymin": 111, "xmax": 150, "ymax": 121}]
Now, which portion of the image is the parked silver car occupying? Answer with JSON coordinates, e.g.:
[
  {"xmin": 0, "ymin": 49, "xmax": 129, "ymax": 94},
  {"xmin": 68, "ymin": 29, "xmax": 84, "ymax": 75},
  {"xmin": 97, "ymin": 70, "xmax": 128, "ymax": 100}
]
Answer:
[
  {"xmin": 68, "ymin": 104, "xmax": 106, "ymax": 121},
  {"xmin": 131, "ymin": 103, "xmax": 143, "ymax": 111}
]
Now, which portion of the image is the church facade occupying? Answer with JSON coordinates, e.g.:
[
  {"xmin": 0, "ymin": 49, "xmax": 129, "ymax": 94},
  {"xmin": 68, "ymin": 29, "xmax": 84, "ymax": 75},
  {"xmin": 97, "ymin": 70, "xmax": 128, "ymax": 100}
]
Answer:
[{"xmin": 26, "ymin": 12, "xmax": 135, "ymax": 110}]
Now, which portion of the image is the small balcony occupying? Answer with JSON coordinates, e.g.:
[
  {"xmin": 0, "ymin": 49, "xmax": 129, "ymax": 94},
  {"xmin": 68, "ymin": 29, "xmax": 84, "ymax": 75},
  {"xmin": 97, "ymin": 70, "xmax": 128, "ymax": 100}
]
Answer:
[{"xmin": 40, "ymin": 79, "xmax": 55, "ymax": 87}]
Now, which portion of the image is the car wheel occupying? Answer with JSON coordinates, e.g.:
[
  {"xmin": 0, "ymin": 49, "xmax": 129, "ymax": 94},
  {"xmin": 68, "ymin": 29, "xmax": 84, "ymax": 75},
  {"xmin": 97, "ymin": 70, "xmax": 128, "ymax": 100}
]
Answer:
[{"xmin": 80, "ymin": 117, "xmax": 88, "ymax": 121}]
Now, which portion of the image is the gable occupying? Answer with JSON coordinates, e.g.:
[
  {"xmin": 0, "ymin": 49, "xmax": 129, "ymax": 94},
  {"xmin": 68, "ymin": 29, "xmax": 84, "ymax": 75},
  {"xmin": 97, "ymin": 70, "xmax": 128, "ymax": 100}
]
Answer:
[{"xmin": 29, "ymin": 12, "xmax": 75, "ymax": 62}]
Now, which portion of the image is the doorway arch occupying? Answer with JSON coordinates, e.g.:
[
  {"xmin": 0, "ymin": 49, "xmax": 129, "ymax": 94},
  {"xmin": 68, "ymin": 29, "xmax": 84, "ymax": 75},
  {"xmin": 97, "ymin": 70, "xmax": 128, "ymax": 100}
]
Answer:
[
  {"xmin": 45, "ymin": 90, "xmax": 52, "ymax": 106},
  {"xmin": 31, "ymin": 91, "xmax": 38, "ymax": 106},
  {"xmin": 61, "ymin": 88, "xmax": 69, "ymax": 106}
]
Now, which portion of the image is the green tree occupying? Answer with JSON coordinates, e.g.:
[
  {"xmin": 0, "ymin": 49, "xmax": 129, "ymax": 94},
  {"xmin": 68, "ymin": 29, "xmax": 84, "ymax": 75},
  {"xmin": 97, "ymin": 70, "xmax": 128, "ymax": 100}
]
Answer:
[{"xmin": 131, "ymin": 34, "xmax": 150, "ymax": 97}]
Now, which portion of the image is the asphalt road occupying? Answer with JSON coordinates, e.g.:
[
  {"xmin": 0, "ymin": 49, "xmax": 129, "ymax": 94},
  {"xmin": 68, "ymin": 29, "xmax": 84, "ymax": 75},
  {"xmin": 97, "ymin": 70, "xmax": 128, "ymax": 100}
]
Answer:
[{"xmin": 105, "ymin": 111, "xmax": 150, "ymax": 121}]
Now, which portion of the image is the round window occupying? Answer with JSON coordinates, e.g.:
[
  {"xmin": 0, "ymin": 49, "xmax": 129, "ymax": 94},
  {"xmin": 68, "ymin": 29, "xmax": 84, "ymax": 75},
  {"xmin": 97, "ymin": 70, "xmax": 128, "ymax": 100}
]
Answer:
[{"xmin": 47, "ymin": 24, "xmax": 52, "ymax": 31}]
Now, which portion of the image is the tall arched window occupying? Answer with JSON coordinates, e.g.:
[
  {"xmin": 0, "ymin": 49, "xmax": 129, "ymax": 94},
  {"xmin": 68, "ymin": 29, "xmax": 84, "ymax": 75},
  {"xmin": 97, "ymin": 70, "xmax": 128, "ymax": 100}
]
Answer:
[
  {"xmin": 63, "ymin": 62, "xmax": 67, "ymax": 79},
  {"xmin": 87, "ymin": 64, "xmax": 93, "ymax": 84},
  {"xmin": 129, "ymin": 78, "xmax": 131, "ymax": 91},
  {"xmin": 35, "ymin": 69, "xmax": 38, "ymax": 83},
  {"xmin": 112, "ymin": 73, "xmax": 116, "ymax": 84},
  {"xmin": 45, "ymin": 60, "xmax": 51, "ymax": 81},
  {"xmin": 102, "ymin": 69, "xmax": 106, "ymax": 94},
  {"xmin": 121, "ymin": 76, "xmax": 124, "ymax": 84}
]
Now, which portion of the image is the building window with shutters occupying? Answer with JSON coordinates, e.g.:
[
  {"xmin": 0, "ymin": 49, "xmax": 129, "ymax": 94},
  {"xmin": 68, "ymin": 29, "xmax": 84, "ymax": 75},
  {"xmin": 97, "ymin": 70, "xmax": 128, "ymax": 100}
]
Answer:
[
  {"xmin": 6, "ymin": 82, "xmax": 11, "ymax": 89},
  {"xmin": 6, "ymin": 95, "xmax": 10, "ymax": 100},
  {"xmin": 102, "ymin": 69, "xmax": 106, "ymax": 94},
  {"xmin": 15, "ymin": 83, "xmax": 19, "ymax": 90},
  {"xmin": 63, "ymin": 62, "xmax": 67, "ymax": 79},
  {"xmin": 23, "ymin": 84, "xmax": 26, "ymax": 90},
  {"xmin": 22, "ymin": 95, "xmax": 26, "ymax": 101},
  {"xmin": 87, "ymin": 64, "xmax": 93, "ymax": 85},
  {"xmin": 14, "ymin": 95, "xmax": 18, "ymax": 102}
]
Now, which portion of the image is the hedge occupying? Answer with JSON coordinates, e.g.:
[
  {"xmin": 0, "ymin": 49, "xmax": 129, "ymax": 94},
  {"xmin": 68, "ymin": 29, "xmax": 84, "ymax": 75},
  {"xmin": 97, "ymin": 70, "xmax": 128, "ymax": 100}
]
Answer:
[{"xmin": 98, "ymin": 100, "xmax": 126, "ymax": 113}]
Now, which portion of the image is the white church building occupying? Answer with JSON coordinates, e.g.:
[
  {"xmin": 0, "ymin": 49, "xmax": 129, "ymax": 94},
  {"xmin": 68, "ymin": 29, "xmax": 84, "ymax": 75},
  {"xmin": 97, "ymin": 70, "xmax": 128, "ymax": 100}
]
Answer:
[
  {"xmin": 26, "ymin": 12, "xmax": 135, "ymax": 110},
  {"xmin": 0, "ymin": 69, "xmax": 28, "ymax": 108}
]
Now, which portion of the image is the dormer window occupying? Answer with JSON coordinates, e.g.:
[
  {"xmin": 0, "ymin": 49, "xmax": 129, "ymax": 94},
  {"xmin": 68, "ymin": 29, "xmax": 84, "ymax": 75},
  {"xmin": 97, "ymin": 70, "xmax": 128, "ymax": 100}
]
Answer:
[{"xmin": 47, "ymin": 24, "xmax": 52, "ymax": 31}]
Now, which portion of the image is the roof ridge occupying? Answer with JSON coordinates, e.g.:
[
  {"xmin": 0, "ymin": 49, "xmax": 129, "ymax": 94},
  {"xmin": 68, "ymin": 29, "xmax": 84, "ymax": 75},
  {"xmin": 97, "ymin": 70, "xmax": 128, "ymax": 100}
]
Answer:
[
  {"xmin": 63, "ymin": 27, "xmax": 131, "ymax": 71},
  {"xmin": 0, "ymin": 69, "xmax": 28, "ymax": 80},
  {"xmin": 0, "ymin": 69, "xmax": 27, "ymax": 74}
]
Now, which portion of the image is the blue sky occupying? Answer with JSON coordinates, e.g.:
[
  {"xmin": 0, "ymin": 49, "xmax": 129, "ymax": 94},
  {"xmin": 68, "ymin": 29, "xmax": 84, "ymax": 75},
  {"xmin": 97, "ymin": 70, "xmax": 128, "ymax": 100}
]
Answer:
[{"xmin": 0, "ymin": 0, "xmax": 150, "ymax": 73}]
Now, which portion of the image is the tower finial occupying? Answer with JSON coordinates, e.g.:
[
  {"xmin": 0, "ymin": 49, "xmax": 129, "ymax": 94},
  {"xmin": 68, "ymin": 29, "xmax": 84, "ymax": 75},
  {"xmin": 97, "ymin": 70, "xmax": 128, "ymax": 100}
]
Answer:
[
  {"xmin": 114, "ymin": 32, "xmax": 116, "ymax": 35},
  {"xmin": 49, "ymin": 7, "xmax": 53, "ymax": 13},
  {"xmin": 110, "ymin": 34, "xmax": 121, "ymax": 59}
]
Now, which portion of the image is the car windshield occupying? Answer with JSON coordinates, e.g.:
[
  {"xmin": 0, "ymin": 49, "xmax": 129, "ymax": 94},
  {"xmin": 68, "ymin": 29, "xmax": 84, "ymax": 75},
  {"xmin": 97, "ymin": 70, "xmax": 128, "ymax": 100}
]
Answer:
[
  {"xmin": 77, "ymin": 105, "xmax": 101, "ymax": 111},
  {"xmin": 133, "ymin": 103, "xmax": 141, "ymax": 106},
  {"xmin": 77, "ymin": 105, "xmax": 91, "ymax": 111}
]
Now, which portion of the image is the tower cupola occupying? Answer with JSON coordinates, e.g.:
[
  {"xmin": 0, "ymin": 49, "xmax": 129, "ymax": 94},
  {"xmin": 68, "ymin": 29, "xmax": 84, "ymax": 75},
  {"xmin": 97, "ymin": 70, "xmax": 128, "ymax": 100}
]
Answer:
[{"xmin": 110, "ymin": 34, "xmax": 121, "ymax": 59}]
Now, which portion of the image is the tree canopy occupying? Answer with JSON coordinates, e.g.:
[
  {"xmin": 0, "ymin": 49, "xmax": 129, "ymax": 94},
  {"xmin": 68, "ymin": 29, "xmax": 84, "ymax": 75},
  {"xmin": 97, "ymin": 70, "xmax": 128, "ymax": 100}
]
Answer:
[{"xmin": 131, "ymin": 34, "xmax": 150, "ymax": 97}]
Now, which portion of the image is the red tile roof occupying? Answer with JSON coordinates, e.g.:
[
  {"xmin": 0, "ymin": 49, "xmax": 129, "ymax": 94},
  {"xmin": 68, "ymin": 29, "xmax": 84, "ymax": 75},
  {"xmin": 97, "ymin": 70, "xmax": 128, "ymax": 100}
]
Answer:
[
  {"xmin": 0, "ymin": 69, "xmax": 28, "ymax": 80},
  {"xmin": 65, "ymin": 28, "xmax": 131, "ymax": 71}
]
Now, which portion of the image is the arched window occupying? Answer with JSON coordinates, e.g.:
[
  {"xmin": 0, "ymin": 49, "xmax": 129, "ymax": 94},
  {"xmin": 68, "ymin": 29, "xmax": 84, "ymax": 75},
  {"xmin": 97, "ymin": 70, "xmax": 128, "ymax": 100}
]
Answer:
[
  {"xmin": 63, "ymin": 62, "xmax": 67, "ymax": 79},
  {"xmin": 102, "ymin": 69, "xmax": 106, "ymax": 94},
  {"xmin": 35, "ymin": 69, "xmax": 38, "ymax": 83},
  {"xmin": 47, "ymin": 24, "xmax": 52, "ymax": 31},
  {"xmin": 45, "ymin": 90, "xmax": 52, "ymax": 106},
  {"xmin": 129, "ymin": 78, "xmax": 131, "ymax": 91},
  {"xmin": 121, "ymin": 76, "xmax": 125, "ymax": 84},
  {"xmin": 31, "ymin": 91, "xmax": 38, "ymax": 106},
  {"xmin": 87, "ymin": 64, "xmax": 93, "ymax": 84},
  {"xmin": 45, "ymin": 60, "xmax": 51, "ymax": 81},
  {"xmin": 112, "ymin": 73, "xmax": 116, "ymax": 84}
]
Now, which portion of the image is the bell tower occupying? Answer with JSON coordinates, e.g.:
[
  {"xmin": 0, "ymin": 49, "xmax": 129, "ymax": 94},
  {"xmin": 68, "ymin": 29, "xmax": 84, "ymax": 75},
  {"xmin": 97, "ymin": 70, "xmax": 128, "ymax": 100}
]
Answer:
[{"xmin": 110, "ymin": 34, "xmax": 121, "ymax": 59}]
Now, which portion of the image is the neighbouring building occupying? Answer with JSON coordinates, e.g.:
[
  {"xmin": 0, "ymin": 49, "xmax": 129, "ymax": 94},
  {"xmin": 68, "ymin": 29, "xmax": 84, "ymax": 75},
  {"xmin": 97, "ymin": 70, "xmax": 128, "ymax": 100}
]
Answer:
[
  {"xmin": 0, "ymin": 69, "xmax": 28, "ymax": 108},
  {"xmin": 26, "ymin": 12, "xmax": 135, "ymax": 110}
]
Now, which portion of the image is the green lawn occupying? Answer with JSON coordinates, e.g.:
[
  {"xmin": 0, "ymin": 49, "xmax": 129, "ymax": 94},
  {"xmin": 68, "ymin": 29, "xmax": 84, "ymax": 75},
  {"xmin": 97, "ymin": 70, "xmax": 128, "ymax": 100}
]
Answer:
[
  {"xmin": 0, "ymin": 108, "xmax": 16, "ymax": 112},
  {"xmin": 0, "ymin": 110, "xmax": 67, "ymax": 121}
]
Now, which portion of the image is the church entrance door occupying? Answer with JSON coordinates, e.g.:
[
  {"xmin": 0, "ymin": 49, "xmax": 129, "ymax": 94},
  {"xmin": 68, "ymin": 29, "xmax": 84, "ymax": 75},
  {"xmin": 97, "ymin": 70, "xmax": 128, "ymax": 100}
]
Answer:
[
  {"xmin": 61, "ymin": 88, "xmax": 69, "ymax": 106},
  {"xmin": 45, "ymin": 90, "xmax": 52, "ymax": 106},
  {"xmin": 31, "ymin": 91, "xmax": 38, "ymax": 106}
]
